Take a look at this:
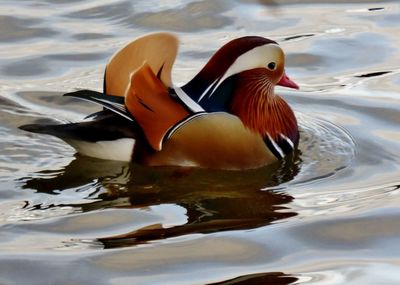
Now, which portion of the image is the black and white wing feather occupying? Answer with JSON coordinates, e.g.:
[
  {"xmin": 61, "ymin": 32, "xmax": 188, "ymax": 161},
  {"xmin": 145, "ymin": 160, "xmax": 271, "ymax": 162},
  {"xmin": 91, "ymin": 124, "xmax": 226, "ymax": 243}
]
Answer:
[{"xmin": 64, "ymin": 90, "xmax": 134, "ymax": 121}]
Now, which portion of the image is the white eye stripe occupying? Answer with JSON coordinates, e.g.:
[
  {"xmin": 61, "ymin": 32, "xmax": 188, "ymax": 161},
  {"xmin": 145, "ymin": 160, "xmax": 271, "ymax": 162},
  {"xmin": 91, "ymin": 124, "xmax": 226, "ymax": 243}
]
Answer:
[
  {"xmin": 206, "ymin": 44, "xmax": 282, "ymax": 99},
  {"xmin": 224, "ymin": 43, "xmax": 281, "ymax": 78}
]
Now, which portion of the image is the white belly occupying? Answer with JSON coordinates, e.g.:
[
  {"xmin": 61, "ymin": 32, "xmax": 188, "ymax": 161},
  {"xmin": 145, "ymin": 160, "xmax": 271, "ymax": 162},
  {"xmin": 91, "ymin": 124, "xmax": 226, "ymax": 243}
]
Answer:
[{"xmin": 65, "ymin": 138, "xmax": 135, "ymax": 162}]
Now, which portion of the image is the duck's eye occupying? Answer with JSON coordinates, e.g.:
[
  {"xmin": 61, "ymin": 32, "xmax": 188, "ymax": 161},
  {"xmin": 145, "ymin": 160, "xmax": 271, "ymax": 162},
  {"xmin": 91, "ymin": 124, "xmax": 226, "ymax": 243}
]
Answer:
[{"xmin": 267, "ymin": 62, "xmax": 276, "ymax": 70}]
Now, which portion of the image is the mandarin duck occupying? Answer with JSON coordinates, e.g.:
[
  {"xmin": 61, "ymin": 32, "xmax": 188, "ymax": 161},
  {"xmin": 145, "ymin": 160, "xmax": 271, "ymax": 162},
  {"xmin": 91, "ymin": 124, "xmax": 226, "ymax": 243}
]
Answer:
[{"xmin": 20, "ymin": 32, "xmax": 299, "ymax": 170}]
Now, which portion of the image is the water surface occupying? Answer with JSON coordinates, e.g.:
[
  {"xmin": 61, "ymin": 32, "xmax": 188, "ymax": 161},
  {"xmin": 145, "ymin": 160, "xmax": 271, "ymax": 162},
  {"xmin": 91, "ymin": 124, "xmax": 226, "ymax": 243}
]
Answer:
[{"xmin": 0, "ymin": 1, "xmax": 400, "ymax": 284}]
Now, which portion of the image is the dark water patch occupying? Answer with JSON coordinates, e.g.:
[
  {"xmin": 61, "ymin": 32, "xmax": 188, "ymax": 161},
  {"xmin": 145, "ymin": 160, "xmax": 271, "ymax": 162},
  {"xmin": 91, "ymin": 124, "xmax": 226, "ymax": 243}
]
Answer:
[
  {"xmin": 46, "ymin": 52, "xmax": 107, "ymax": 62},
  {"xmin": 352, "ymin": 6, "xmax": 399, "ymax": 28},
  {"xmin": 209, "ymin": 271, "xmax": 298, "ymax": 285},
  {"xmin": 2, "ymin": 58, "xmax": 51, "ymax": 77},
  {"xmin": 295, "ymin": 33, "xmax": 396, "ymax": 76},
  {"xmin": 290, "ymin": 210, "xmax": 400, "ymax": 250},
  {"xmin": 21, "ymin": 157, "xmax": 130, "ymax": 194},
  {"xmin": 126, "ymin": 1, "xmax": 233, "ymax": 32},
  {"xmin": 0, "ymin": 95, "xmax": 23, "ymax": 108},
  {"xmin": 288, "ymin": 95, "xmax": 400, "ymax": 127},
  {"xmin": 351, "ymin": 137, "xmax": 398, "ymax": 166},
  {"xmin": 0, "ymin": 15, "xmax": 58, "ymax": 42},
  {"xmin": 4, "ymin": 208, "xmax": 161, "ymax": 237},
  {"xmin": 286, "ymin": 53, "xmax": 325, "ymax": 69},
  {"xmin": 180, "ymin": 50, "xmax": 214, "ymax": 60},
  {"xmin": 372, "ymin": 12, "xmax": 400, "ymax": 27},
  {"xmin": 368, "ymin": 7, "xmax": 385, "ymax": 11},
  {"xmin": 283, "ymin": 33, "xmax": 316, "ymax": 41},
  {"xmin": 1, "ymin": 51, "xmax": 107, "ymax": 78},
  {"xmin": 243, "ymin": 0, "xmax": 398, "ymax": 4},
  {"xmin": 355, "ymin": 70, "xmax": 392, "ymax": 78},
  {"xmin": 91, "ymin": 236, "xmax": 275, "ymax": 277},
  {"xmin": 65, "ymin": 1, "xmax": 133, "ymax": 21},
  {"xmin": 17, "ymin": 91, "xmax": 70, "ymax": 104},
  {"xmin": 37, "ymin": 0, "xmax": 83, "ymax": 4},
  {"xmin": 0, "ymin": 254, "xmax": 103, "ymax": 285},
  {"xmin": 15, "ymin": 91, "xmax": 99, "ymax": 116},
  {"xmin": 72, "ymin": 33, "xmax": 113, "ymax": 41}
]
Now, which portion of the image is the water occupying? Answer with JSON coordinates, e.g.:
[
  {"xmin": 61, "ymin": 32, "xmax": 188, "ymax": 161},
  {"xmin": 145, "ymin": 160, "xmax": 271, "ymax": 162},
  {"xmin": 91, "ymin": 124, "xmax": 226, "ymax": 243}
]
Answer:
[{"xmin": 0, "ymin": 1, "xmax": 399, "ymax": 284}]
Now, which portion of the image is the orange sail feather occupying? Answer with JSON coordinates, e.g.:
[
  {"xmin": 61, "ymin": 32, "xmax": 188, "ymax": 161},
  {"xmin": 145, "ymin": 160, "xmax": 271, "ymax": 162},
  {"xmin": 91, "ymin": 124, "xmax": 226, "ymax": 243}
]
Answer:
[
  {"xmin": 105, "ymin": 33, "xmax": 178, "ymax": 96},
  {"xmin": 125, "ymin": 63, "xmax": 190, "ymax": 151}
]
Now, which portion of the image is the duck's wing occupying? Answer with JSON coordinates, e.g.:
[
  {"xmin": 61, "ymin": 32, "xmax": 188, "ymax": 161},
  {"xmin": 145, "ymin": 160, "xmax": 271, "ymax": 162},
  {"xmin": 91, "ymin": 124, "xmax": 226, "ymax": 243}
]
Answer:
[
  {"xmin": 125, "ymin": 62, "xmax": 192, "ymax": 151},
  {"xmin": 20, "ymin": 111, "xmax": 136, "ymax": 142},
  {"xmin": 105, "ymin": 32, "xmax": 178, "ymax": 97},
  {"xmin": 19, "ymin": 111, "xmax": 138, "ymax": 161},
  {"xmin": 64, "ymin": 89, "xmax": 133, "ymax": 121},
  {"xmin": 62, "ymin": 62, "xmax": 200, "ymax": 152}
]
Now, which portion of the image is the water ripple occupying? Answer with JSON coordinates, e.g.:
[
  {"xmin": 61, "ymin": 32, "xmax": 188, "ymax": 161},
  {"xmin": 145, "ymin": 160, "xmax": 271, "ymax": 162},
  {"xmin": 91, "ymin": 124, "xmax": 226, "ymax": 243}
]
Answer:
[{"xmin": 290, "ymin": 113, "xmax": 356, "ymax": 186}]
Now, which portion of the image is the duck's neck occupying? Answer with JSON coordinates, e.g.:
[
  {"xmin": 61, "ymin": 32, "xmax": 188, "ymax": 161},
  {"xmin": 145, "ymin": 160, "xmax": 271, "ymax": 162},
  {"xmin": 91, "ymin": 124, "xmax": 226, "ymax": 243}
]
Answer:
[{"xmin": 230, "ymin": 70, "xmax": 299, "ymax": 146}]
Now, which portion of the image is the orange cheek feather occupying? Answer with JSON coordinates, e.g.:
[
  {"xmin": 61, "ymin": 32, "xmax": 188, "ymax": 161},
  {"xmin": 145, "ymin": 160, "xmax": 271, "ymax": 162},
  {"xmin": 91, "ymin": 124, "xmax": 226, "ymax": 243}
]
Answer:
[{"xmin": 230, "ymin": 69, "xmax": 298, "ymax": 143}]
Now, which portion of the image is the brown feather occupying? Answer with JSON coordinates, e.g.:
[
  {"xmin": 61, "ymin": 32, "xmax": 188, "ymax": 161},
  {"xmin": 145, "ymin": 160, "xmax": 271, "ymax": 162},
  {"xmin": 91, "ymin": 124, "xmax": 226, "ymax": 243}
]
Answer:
[
  {"xmin": 230, "ymin": 68, "xmax": 298, "ymax": 144},
  {"xmin": 105, "ymin": 33, "xmax": 178, "ymax": 96},
  {"xmin": 125, "ymin": 63, "xmax": 189, "ymax": 151},
  {"xmin": 140, "ymin": 113, "xmax": 277, "ymax": 169}
]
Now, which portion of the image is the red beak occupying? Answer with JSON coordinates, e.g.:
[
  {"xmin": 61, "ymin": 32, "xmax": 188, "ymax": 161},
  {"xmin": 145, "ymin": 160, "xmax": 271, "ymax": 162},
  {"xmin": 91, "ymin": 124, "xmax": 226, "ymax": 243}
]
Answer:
[{"xmin": 277, "ymin": 72, "xmax": 299, "ymax": 90}]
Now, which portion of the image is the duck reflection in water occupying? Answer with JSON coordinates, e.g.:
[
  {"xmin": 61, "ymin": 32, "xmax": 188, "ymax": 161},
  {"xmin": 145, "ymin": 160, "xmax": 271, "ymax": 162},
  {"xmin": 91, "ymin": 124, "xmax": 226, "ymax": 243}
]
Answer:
[{"xmin": 22, "ymin": 149, "xmax": 300, "ymax": 249}]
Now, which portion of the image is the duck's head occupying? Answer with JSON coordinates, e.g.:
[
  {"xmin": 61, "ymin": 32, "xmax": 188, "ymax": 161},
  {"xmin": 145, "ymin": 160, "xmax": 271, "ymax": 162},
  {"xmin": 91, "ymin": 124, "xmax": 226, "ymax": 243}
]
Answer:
[
  {"xmin": 182, "ymin": 36, "xmax": 298, "ymax": 106},
  {"xmin": 182, "ymin": 36, "xmax": 299, "ymax": 147}
]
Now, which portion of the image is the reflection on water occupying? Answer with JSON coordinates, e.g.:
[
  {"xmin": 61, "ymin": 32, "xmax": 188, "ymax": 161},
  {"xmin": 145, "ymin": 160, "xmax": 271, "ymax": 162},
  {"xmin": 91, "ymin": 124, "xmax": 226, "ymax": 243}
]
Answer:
[
  {"xmin": 22, "ymin": 155, "xmax": 299, "ymax": 248},
  {"xmin": 0, "ymin": 0, "xmax": 400, "ymax": 284}
]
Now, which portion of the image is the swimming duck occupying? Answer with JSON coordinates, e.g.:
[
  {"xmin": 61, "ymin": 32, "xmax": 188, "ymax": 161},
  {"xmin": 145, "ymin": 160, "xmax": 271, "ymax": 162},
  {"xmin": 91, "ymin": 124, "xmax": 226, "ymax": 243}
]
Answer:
[{"xmin": 20, "ymin": 32, "xmax": 299, "ymax": 170}]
